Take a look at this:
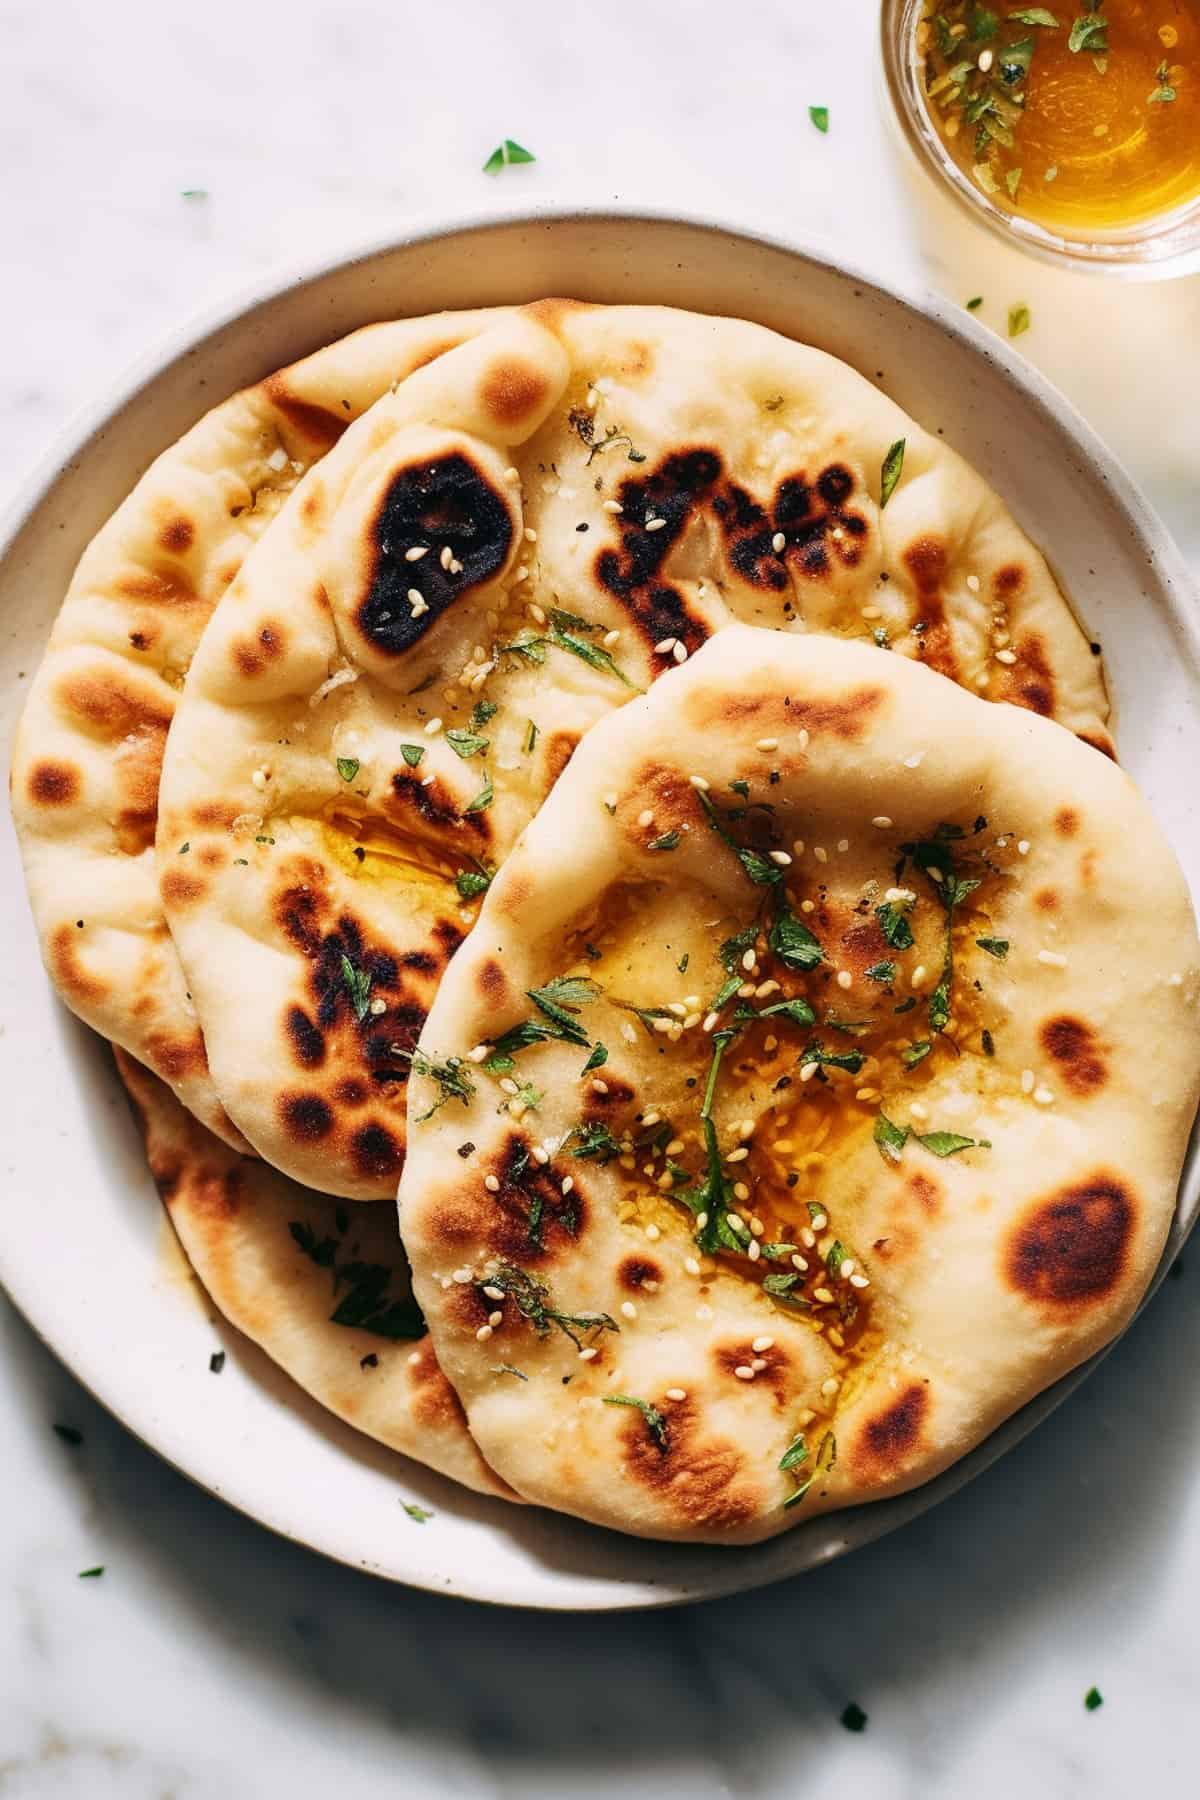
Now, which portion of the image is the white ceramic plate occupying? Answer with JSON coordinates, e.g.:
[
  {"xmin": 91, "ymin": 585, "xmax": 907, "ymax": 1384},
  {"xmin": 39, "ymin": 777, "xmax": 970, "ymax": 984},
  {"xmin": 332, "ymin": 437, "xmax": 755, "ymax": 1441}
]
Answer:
[{"xmin": 2, "ymin": 209, "xmax": 1198, "ymax": 1610}]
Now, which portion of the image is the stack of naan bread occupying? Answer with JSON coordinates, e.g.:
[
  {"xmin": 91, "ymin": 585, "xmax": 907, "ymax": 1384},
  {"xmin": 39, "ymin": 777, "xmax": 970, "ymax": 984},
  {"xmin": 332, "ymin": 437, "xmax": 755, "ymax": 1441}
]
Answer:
[{"xmin": 13, "ymin": 303, "xmax": 1199, "ymax": 1542}]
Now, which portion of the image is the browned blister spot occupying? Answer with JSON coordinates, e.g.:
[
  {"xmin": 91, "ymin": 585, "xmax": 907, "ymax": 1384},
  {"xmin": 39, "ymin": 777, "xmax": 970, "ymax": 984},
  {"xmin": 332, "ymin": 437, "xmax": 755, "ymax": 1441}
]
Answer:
[
  {"xmin": 387, "ymin": 769, "xmax": 491, "ymax": 843},
  {"xmin": 115, "ymin": 567, "xmax": 197, "ymax": 607},
  {"xmin": 158, "ymin": 516, "xmax": 194, "ymax": 554},
  {"xmin": 1034, "ymin": 887, "xmax": 1059, "ymax": 913},
  {"xmin": 280, "ymin": 1092, "xmax": 336, "ymax": 1141},
  {"xmin": 406, "ymin": 1343, "xmax": 470, "ymax": 1433},
  {"xmin": 521, "ymin": 297, "xmax": 590, "ymax": 333},
  {"xmin": 901, "ymin": 536, "xmax": 960, "ymax": 683},
  {"xmin": 617, "ymin": 1395, "xmax": 761, "ymax": 1532},
  {"xmin": 541, "ymin": 729, "xmax": 580, "ymax": 787},
  {"xmin": 299, "ymin": 485, "xmax": 325, "ymax": 530},
  {"xmin": 994, "ymin": 563, "xmax": 1025, "ymax": 599},
  {"xmin": 334, "ymin": 1076, "xmax": 369, "ymax": 1107},
  {"xmin": 286, "ymin": 1005, "xmax": 326, "ymax": 1069},
  {"xmin": 1039, "ymin": 1016, "xmax": 1108, "ymax": 1097},
  {"xmin": 56, "ymin": 669, "xmax": 173, "ymax": 740},
  {"xmin": 27, "ymin": 760, "xmax": 80, "ymax": 807},
  {"xmin": 1005, "ymin": 1174, "xmax": 1134, "ymax": 1309},
  {"xmin": 907, "ymin": 1171, "xmax": 942, "ymax": 1217},
  {"xmin": 1007, "ymin": 632, "xmax": 1055, "ymax": 719},
  {"xmin": 233, "ymin": 621, "xmax": 287, "ymax": 678},
  {"xmin": 479, "ymin": 357, "xmax": 551, "ymax": 427},
  {"xmin": 713, "ymin": 1341, "xmax": 796, "ymax": 1408},
  {"xmin": 851, "ymin": 1381, "xmax": 931, "ymax": 1482},
  {"xmin": 160, "ymin": 867, "xmax": 207, "ymax": 908},
  {"xmin": 619, "ymin": 762, "xmax": 694, "ymax": 850},
  {"xmin": 261, "ymin": 373, "xmax": 347, "ymax": 450},
  {"xmin": 351, "ymin": 1122, "xmax": 403, "ymax": 1181},
  {"xmin": 145, "ymin": 1030, "xmax": 207, "ymax": 1081},
  {"xmin": 475, "ymin": 957, "xmax": 509, "ymax": 1008},
  {"xmin": 48, "ymin": 922, "xmax": 108, "ymax": 1004},
  {"xmin": 618, "ymin": 1256, "xmax": 663, "ymax": 1291},
  {"xmin": 1055, "ymin": 807, "xmax": 1080, "ymax": 838},
  {"xmin": 583, "ymin": 1077, "xmax": 635, "ymax": 1113}
]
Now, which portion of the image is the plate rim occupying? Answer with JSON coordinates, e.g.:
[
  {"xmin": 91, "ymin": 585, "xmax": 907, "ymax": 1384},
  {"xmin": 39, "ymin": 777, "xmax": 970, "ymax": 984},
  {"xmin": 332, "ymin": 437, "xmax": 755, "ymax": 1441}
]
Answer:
[{"xmin": 3, "ymin": 201, "xmax": 1198, "ymax": 1611}]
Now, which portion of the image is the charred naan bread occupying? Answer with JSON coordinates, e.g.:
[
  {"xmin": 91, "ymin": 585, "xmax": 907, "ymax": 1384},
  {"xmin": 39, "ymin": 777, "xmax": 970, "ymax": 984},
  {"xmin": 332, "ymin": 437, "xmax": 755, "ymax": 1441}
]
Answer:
[
  {"xmin": 114, "ymin": 1050, "xmax": 514, "ymax": 1499},
  {"xmin": 11, "ymin": 308, "xmax": 509, "ymax": 1145},
  {"xmin": 156, "ymin": 303, "xmax": 1111, "ymax": 1196},
  {"xmin": 398, "ymin": 628, "xmax": 1197, "ymax": 1544}
]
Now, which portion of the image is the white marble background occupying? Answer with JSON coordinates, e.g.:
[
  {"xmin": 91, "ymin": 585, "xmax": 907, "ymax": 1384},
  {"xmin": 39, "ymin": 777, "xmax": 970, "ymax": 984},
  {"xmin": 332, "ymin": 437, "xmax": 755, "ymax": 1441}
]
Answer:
[{"xmin": 2, "ymin": 1, "xmax": 1199, "ymax": 1794}]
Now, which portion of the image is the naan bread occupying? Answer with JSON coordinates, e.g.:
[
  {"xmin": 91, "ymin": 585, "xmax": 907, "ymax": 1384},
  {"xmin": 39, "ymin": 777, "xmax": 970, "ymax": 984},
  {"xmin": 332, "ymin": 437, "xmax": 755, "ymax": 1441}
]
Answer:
[
  {"xmin": 156, "ymin": 303, "xmax": 1111, "ymax": 1196},
  {"xmin": 114, "ymin": 1049, "xmax": 514, "ymax": 1499},
  {"xmin": 10, "ymin": 308, "xmax": 509, "ymax": 1145},
  {"xmin": 398, "ymin": 627, "xmax": 1198, "ymax": 1544}
]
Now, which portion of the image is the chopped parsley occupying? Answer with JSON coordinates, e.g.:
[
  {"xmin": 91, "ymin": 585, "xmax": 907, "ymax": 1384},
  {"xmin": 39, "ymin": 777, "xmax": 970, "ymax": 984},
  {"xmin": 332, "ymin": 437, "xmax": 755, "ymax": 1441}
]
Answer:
[
  {"xmin": 603, "ymin": 1393, "xmax": 670, "ymax": 1452},
  {"xmin": 455, "ymin": 863, "xmax": 494, "ymax": 900},
  {"xmin": 547, "ymin": 609, "xmax": 639, "ymax": 688},
  {"xmin": 339, "ymin": 954, "xmax": 372, "ymax": 1022},
  {"xmin": 976, "ymin": 936, "xmax": 1009, "ymax": 958},
  {"xmin": 865, "ymin": 960, "xmax": 897, "ymax": 983},
  {"xmin": 445, "ymin": 728, "xmax": 489, "ymax": 758},
  {"xmin": 966, "ymin": 294, "xmax": 984, "ymax": 310},
  {"xmin": 477, "ymin": 1262, "xmax": 618, "ymax": 1348},
  {"xmin": 524, "ymin": 718, "xmax": 539, "ymax": 754},
  {"xmin": 1084, "ymin": 1685, "xmax": 1104, "ymax": 1711},
  {"xmin": 880, "ymin": 438, "xmax": 906, "ymax": 509},
  {"xmin": 758, "ymin": 995, "xmax": 818, "ymax": 1027},
  {"xmin": 1067, "ymin": 4, "xmax": 1107, "ymax": 54},
  {"xmin": 78, "ymin": 1566, "xmax": 105, "ymax": 1579},
  {"xmin": 400, "ymin": 743, "xmax": 425, "ymax": 767},
  {"xmin": 401, "ymin": 1048, "xmax": 476, "ymax": 1119},
  {"xmin": 783, "ymin": 1429, "xmax": 836, "ymax": 1508},
  {"xmin": 809, "ymin": 105, "xmax": 830, "ymax": 132},
  {"xmin": 875, "ymin": 899, "xmax": 915, "ymax": 950},
  {"xmin": 874, "ymin": 1110, "xmax": 910, "ymax": 1164},
  {"xmin": 470, "ymin": 699, "xmax": 498, "ymax": 730},
  {"xmin": 698, "ymin": 792, "xmax": 783, "ymax": 887},
  {"xmin": 840, "ymin": 1702, "xmax": 868, "ymax": 1733},
  {"xmin": 464, "ymin": 771, "xmax": 494, "ymax": 814},
  {"xmin": 915, "ymin": 1129, "xmax": 980, "ymax": 1156},
  {"xmin": 1008, "ymin": 303, "xmax": 1032, "ymax": 338},
  {"xmin": 901, "ymin": 1040, "xmax": 932, "ymax": 1067},
  {"xmin": 769, "ymin": 906, "xmax": 825, "ymax": 970},
  {"xmin": 570, "ymin": 1121, "xmax": 623, "ymax": 1162},
  {"xmin": 401, "ymin": 1502, "xmax": 433, "ymax": 1523},
  {"xmin": 647, "ymin": 830, "xmax": 680, "ymax": 852},
  {"xmin": 527, "ymin": 975, "xmax": 600, "ymax": 1047},
  {"xmin": 336, "ymin": 756, "xmax": 360, "ymax": 782},
  {"xmin": 482, "ymin": 138, "xmax": 536, "ymax": 173},
  {"xmin": 1148, "ymin": 59, "xmax": 1177, "ymax": 103},
  {"xmin": 580, "ymin": 1041, "xmax": 609, "ymax": 1075},
  {"xmin": 800, "ymin": 1041, "xmax": 865, "ymax": 1076}
]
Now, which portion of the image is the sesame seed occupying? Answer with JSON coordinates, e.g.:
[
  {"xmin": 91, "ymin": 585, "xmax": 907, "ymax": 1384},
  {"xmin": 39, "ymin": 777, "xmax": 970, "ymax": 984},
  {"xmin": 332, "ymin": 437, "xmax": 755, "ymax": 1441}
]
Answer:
[
  {"xmin": 733, "ymin": 1181, "xmax": 750, "ymax": 1202},
  {"xmin": 836, "ymin": 970, "xmax": 853, "ymax": 991},
  {"xmin": 702, "ymin": 1011, "xmax": 720, "ymax": 1033},
  {"xmin": 850, "ymin": 1273, "xmax": 870, "ymax": 1289},
  {"xmin": 755, "ymin": 980, "xmax": 778, "ymax": 999},
  {"xmin": 814, "ymin": 1285, "xmax": 834, "ymax": 1304},
  {"xmin": 452, "ymin": 1267, "xmax": 473, "ymax": 1283},
  {"xmin": 653, "ymin": 637, "xmax": 677, "ymax": 655},
  {"xmin": 821, "ymin": 1377, "xmax": 841, "ymax": 1396},
  {"xmin": 602, "ymin": 629, "xmax": 620, "ymax": 649},
  {"xmin": 673, "ymin": 641, "xmax": 688, "ymax": 663},
  {"xmin": 811, "ymin": 1211, "xmax": 828, "ymax": 1229},
  {"xmin": 683, "ymin": 1011, "xmax": 702, "ymax": 1029},
  {"xmin": 966, "ymin": 573, "xmax": 980, "ymax": 592},
  {"xmin": 769, "ymin": 850, "xmax": 792, "ymax": 866},
  {"xmin": 756, "ymin": 737, "xmax": 779, "ymax": 752},
  {"xmin": 1034, "ymin": 1086, "xmax": 1056, "ymax": 1105},
  {"xmin": 591, "ymin": 1078, "xmax": 609, "ymax": 1096},
  {"xmin": 696, "ymin": 1212, "xmax": 709, "ymax": 1229},
  {"xmin": 837, "ymin": 838, "xmax": 849, "ymax": 853},
  {"xmin": 792, "ymin": 1254, "xmax": 809, "ymax": 1272},
  {"xmin": 637, "ymin": 808, "xmax": 655, "ymax": 828},
  {"xmin": 903, "ymin": 751, "xmax": 925, "ymax": 769},
  {"xmin": 688, "ymin": 773, "xmax": 710, "ymax": 791},
  {"xmin": 800, "ymin": 1062, "xmax": 819, "ymax": 1081},
  {"xmin": 498, "ymin": 1077, "xmax": 518, "ymax": 1097},
  {"xmin": 885, "ymin": 886, "xmax": 915, "ymax": 904},
  {"xmin": 368, "ymin": 996, "xmax": 387, "ymax": 1016},
  {"xmin": 440, "ymin": 546, "xmax": 453, "ymax": 569},
  {"xmin": 578, "ymin": 1346, "xmax": 598, "ymax": 1361},
  {"xmin": 620, "ymin": 1301, "xmax": 638, "ymax": 1321},
  {"xmin": 726, "ymin": 1147, "xmax": 750, "ymax": 1165},
  {"xmin": 793, "ymin": 839, "xmax": 805, "ymax": 855},
  {"xmin": 488, "ymin": 1311, "xmax": 503, "ymax": 1328},
  {"xmin": 531, "ymin": 1145, "xmax": 550, "ymax": 1164},
  {"xmin": 684, "ymin": 1257, "xmax": 701, "ymax": 1276},
  {"xmin": 909, "ymin": 1101, "xmax": 929, "ymax": 1122},
  {"xmin": 1017, "ymin": 839, "xmax": 1031, "ymax": 856},
  {"xmin": 748, "ymin": 1240, "xmax": 761, "ymax": 1261},
  {"xmin": 476, "ymin": 1324, "xmax": 493, "ymax": 1342},
  {"xmin": 645, "ymin": 1223, "xmax": 661, "ymax": 1242},
  {"xmin": 666, "ymin": 1387, "xmax": 687, "ymax": 1402},
  {"xmin": 524, "ymin": 526, "xmax": 538, "ymax": 543},
  {"xmin": 752, "ymin": 1335, "xmax": 774, "ymax": 1353},
  {"xmin": 814, "ymin": 846, "xmax": 828, "ymax": 864},
  {"xmin": 772, "ymin": 531, "xmax": 786, "ymax": 554},
  {"xmin": 251, "ymin": 768, "xmax": 268, "ymax": 791},
  {"xmin": 740, "ymin": 948, "xmax": 757, "ymax": 973},
  {"xmin": 424, "ymin": 716, "xmax": 443, "ymax": 735},
  {"xmin": 1021, "ymin": 1068, "xmax": 1036, "ymax": 1094},
  {"xmin": 734, "ymin": 1365, "xmax": 755, "ymax": 1381},
  {"xmin": 653, "ymin": 1016, "xmax": 675, "ymax": 1036},
  {"xmin": 482, "ymin": 1285, "xmax": 505, "ymax": 1302},
  {"xmin": 798, "ymin": 729, "xmax": 810, "ymax": 751},
  {"xmin": 561, "ymin": 1176, "xmax": 575, "ymax": 1196},
  {"xmin": 646, "ymin": 517, "xmax": 668, "ymax": 532},
  {"xmin": 840, "ymin": 1257, "xmax": 856, "ymax": 1278},
  {"xmin": 750, "ymin": 1356, "xmax": 767, "ymax": 1372},
  {"xmin": 910, "ymin": 964, "xmax": 927, "ymax": 989},
  {"xmin": 405, "ymin": 545, "xmax": 429, "ymax": 562},
  {"xmin": 995, "ymin": 649, "xmax": 1017, "ymax": 665},
  {"xmin": 872, "ymin": 815, "xmax": 893, "ymax": 829},
  {"xmin": 1038, "ymin": 950, "xmax": 1068, "ymax": 968},
  {"xmin": 978, "ymin": 46, "xmax": 994, "ymax": 69},
  {"xmin": 602, "ymin": 499, "xmax": 623, "ymax": 513},
  {"xmin": 504, "ymin": 467, "xmax": 520, "ymax": 484}
]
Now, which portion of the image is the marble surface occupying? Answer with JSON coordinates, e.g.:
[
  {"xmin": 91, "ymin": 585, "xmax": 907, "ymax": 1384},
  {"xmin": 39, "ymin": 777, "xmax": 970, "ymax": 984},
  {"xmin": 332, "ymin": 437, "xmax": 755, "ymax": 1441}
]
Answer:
[{"xmin": 2, "ymin": 1, "xmax": 1199, "ymax": 1793}]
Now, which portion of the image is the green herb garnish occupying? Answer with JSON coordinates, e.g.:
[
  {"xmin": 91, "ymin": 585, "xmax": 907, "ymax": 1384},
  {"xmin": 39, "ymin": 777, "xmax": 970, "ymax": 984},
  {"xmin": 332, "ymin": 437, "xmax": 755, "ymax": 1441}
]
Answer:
[
  {"xmin": 902, "ymin": 1040, "xmax": 932, "ymax": 1067},
  {"xmin": 874, "ymin": 1110, "xmax": 910, "ymax": 1164},
  {"xmin": 1084, "ymin": 1685, "xmax": 1104, "ymax": 1711},
  {"xmin": 78, "ymin": 1566, "xmax": 105, "ymax": 1579},
  {"xmin": 455, "ymin": 865, "xmax": 493, "ymax": 900},
  {"xmin": 570, "ymin": 1121, "xmax": 623, "ymax": 1162},
  {"xmin": 400, "ymin": 743, "xmax": 425, "ymax": 767},
  {"xmin": 1148, "ymin": 59, "xmax": 1177, "ymax": 103},
  {"xmin": 875, "ymin": 899, "xmax": 915, "ymax": 950},
  {"xmin": 483, "ymin": 138, "xmax": 536, "ymax": 173},
  {"xmin": 524, "ymin": 719, "xmax": 539, "ymax": 754},
  {"xmin": 1008, "ymin": 303, "xmax": 1032, "ymax": 337},
  {"xmin": 336, "ymin": 757, "xmax": 360, "ymax": 782},
  {"xmin": 915, "ymin": 1130, "xmax": 980, "ymax": 1156},
  {"xmin": 479, "ymin": 1262, "xmax": 618, "ymax": 1348},
  {"xmin": 865, "ymin": 960, "xmax": 897, "ymax": 984},
  {"xmin": 966, "ymin": 295, "xmax": 984, "ymax": 309},
  {"xmin": 976, "ymin": 936, "xmax": 1009, "ymax": 958},
  {"xmin": 782, "ymin": 1429, "xmax": 836, "ymax": 1508},
  {"xmin": 401, "ymin": 1502, "xmax": 433, "ymax": 1523},
  {"xmin": 769, "ymin": 906, "xmax": 825, "ymax": 970},
  {"xmin": 401, "ymin": 1048, "xmax": 476, "ymax": 1120},
  {"xmin": 809, "ymin": 105, "xmax": 830, "ymax": 132},
  {"xmin": 445, "ymin": 728, "xmax": 489, "ymax": 759},
  {"xmin": 463, "ymin": 771, "xmax": 494, "ymax": 814},
  {"xmin": 340, "ymin": 954, "xmax": 372, "ymax": 1022},
  {"xmin": 603, "ymin": 1394, "xmax": 670, "ymax": 1452},
  {"xmin": 580, "ymin": 1042, "xmax": 609, "ymax": 1075},
  {"xmin": 647, "ymin": 830, "xmax": 681, "ymax": 852},
  {"xmin": 880, "ymin": 438, "xmax": 906, "ymax": 509}
]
